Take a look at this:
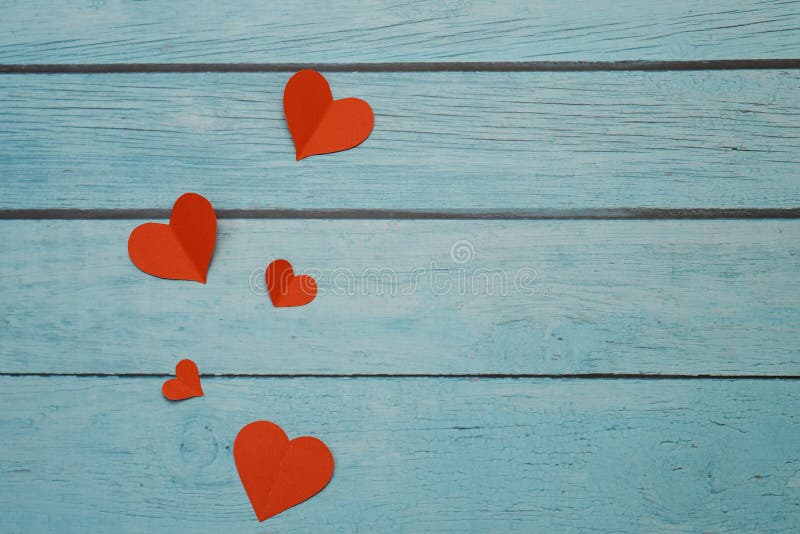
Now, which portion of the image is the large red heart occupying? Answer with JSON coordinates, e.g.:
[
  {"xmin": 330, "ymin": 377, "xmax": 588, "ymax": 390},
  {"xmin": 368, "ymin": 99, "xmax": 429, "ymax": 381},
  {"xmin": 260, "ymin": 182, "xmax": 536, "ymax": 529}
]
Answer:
[
  {"xmin": 265, "ymin": 259, "xmax": 317, "ymax": 308},
  {"xmin": 234, "ymin": 420, "xmax": 334, "ymax": 522},
  {"xmin": 162, "ymin": 359, "xmax": 203, "ymax": 401},
  {"xmin": 283, "ymin": 69, "xmax": 374, "ymax": 160},
  {"xmin": 128, "ymin": 193, "xmax": 217, "ymax": 283}
]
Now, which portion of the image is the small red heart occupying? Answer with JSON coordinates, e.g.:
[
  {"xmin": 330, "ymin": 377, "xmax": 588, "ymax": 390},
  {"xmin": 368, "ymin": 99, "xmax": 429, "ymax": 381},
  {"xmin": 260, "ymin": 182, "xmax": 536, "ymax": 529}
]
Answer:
[
  {"xmin": 265, "ymin": 259, "xmax": 317, "ymax": 308},
  {"xmin": 283, "ymin": 69, "xmax": 374, "ymax": 160},
  {"xmin": 234, "ymin": 420, "xmax": 334, "ymax": 522},
  {"xmin": 162, "ymin": 359, "xmax": 204, "ymax": 401},
  {"xmin": 128, "ymin": 192, "xmax": 217, "ymax": 283}
]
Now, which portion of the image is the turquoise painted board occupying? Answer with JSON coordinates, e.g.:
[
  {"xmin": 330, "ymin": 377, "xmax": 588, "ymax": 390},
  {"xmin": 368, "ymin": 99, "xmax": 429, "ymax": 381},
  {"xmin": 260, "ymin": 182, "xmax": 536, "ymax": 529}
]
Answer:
[
  {"xmin": 1, "ymin": 71, "xmax": 799, "ymax": 210},
  {"xmin": 2, "ymin": 377, "xmax": 800, "ymax": 532},
  {"xmin": 1, "ymin": 1, "xmax": 798, "ymax": 63},
  {"xmin": 2, "ymin": 219, "xmax": 798, "ymax": 375}
]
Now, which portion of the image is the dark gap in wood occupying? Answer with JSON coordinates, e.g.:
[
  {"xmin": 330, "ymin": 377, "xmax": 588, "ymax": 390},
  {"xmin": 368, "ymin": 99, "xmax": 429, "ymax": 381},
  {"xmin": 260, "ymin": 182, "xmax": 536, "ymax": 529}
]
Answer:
[
  {"xmin": 2, "ymin": 372, "xmax": 800, "ymax": 380},
  {"xmin": 1, "ymin": 59, "xmax": 799, "ymax": 74},
  {"xmin": 1, "ymin": 208, "xmax": 798, "ymax": 220}
]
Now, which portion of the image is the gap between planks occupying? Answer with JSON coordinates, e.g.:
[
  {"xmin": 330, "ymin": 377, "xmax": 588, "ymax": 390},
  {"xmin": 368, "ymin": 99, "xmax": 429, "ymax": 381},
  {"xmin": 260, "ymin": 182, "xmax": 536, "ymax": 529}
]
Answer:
[
  {"xmin": 1, "ymin": 208, "xmax": 799, "ymax": 220},
  {"xmin": 1, "ymin": 59, "xmax": 800, "ymax": 74},
  {"xmin": 3, "ymin": 373, "xmax": 800, "ymax": 380}
]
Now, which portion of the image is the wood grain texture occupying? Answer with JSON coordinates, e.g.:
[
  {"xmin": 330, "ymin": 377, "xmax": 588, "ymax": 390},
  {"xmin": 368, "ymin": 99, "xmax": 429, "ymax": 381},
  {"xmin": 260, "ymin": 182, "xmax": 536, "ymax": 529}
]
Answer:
[
  {"xmin": 1, "ymin": 0, "xmax": 799, "ymax": 64},
  {"xmin": 1, "ymin": 219, "xmax": 798, "ymax": 375},
  {"xmin": 1, "ymin": 71, "xmax": 799, "ymax": 210},
  {"xmin": 2, "ymin": 376, "xmax": 800, "ymax": 532}
]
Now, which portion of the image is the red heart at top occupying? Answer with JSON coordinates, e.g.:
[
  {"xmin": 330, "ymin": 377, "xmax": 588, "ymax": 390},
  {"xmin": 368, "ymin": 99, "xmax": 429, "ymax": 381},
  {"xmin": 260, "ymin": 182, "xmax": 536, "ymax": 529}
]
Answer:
[
  {"xmin": 265, "ymin": 259, "xmax": 317, "ymax": 308},
  {"xmin": 128, "ymin": 193, "xmax": 217, "ymax": 283},
  {"xmin": 234, "ymin": 420, "xmax": 334, "ymax": 522},
  {"xmin": 283, "ymin": 69, "xmax": 374, "ymax": 160},
  {"xmin": 162, "ymin": 359, "xmax": 203, "ymax": 401}
]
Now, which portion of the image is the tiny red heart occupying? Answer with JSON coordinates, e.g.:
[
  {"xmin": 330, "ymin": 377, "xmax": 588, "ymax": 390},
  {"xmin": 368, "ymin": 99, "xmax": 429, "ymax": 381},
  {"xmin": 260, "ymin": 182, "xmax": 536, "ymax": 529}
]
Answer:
[
  {"xmin": 283, "ymin": 69, "xmax": 374, "ymax": 160},
  {"xmin": 234, "ymin": 420, "xmax": 334, "ymax": 521},
  {"xmin": 128, "ymin": 192, "xmax": 217, "ymax": 283},
  {"xmin": 162, "ymin": 359, "xmax": 204, "ymax": 401},
  {"xmin": 265, "ymin": 259, "xmax": 317, "ymax": 308}
]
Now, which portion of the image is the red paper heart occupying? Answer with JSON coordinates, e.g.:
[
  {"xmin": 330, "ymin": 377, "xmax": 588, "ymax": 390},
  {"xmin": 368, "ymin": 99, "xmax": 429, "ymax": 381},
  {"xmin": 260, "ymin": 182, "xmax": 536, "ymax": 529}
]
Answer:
[
  {"xmin": 162, "ymin": 359, "xmax": 203, "ymax": 401},
  {"xmin": 283, "ymin": 69, "xmax": 374, "ymax": 160},
  {"xmin": 234, "ymin": 420, "xmax": 334, "ymax": 522},
  {"xmin": 265, "ymin": 259, "xmax": 317, "ymax": 308},
  {"xmin": 128, "ymin": 192, "xmax": 217, "ymax": 283}
]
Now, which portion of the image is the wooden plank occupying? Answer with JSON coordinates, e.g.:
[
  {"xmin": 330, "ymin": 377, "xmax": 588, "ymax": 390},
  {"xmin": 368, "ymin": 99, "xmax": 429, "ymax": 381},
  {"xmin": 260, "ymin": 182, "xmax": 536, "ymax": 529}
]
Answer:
[
  {"xmin": 1, "ymin": 219, "xmax": 798, "ymax": 375},
  {"xmin": 1, "ymin": 71, "xmax": 799, "ymax": 211},
  {"xmin": 2, "ymin": 376, "xmax": 799, "ymax": 532},
  {"xmin": 1, "ymin": 1, "xmax": 799, "ymax": 64}
]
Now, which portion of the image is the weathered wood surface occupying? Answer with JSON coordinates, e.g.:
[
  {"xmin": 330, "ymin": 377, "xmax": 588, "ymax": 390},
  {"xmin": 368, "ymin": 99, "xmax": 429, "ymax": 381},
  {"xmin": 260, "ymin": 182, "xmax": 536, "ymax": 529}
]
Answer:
[
  {"xmin": 2, "ymin": 377, "xmax": 799, "ymax": 533},
  {"xmin": 3, "ymin": 1, "xmax": 799, "ymax": 532},
  {"xmin": 1, "ymin": 71, "xmax": 799, "ymax": 211},
  {"xmin": 1, "ymin": 219, "xmax": 798, "ymax": 375},
  {"xmin": 1, "ymin": 0, "xmax": 799, "ymax": 64}
]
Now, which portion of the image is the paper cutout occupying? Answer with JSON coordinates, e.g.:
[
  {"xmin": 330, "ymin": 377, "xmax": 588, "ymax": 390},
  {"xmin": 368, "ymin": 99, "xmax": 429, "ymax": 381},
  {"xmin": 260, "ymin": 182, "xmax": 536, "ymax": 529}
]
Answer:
[
  {"xmin": 162, "ymin": 359, "xmax": 204, "ymax": 401},
  {"xmin": 265, "ymin": 259, "xmax": 318, "ymax": 308},
  {"xmin": 283, "ymin": 69, "xmax": 374, "ymax": 160},
  {"xmin": 128, "ymin": 192, "xmax": 217, "ymax": 283},
  {"xmin": 234, "ymin": 420, "xmax": 334, "ymax": 522}
]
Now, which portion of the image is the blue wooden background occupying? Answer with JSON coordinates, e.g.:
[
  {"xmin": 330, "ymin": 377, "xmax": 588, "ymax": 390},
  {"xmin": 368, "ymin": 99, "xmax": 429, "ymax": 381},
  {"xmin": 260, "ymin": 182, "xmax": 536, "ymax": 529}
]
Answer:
[{"xmin": 1, "ymin": 1, "xmax": 800, "ymax": 532}]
